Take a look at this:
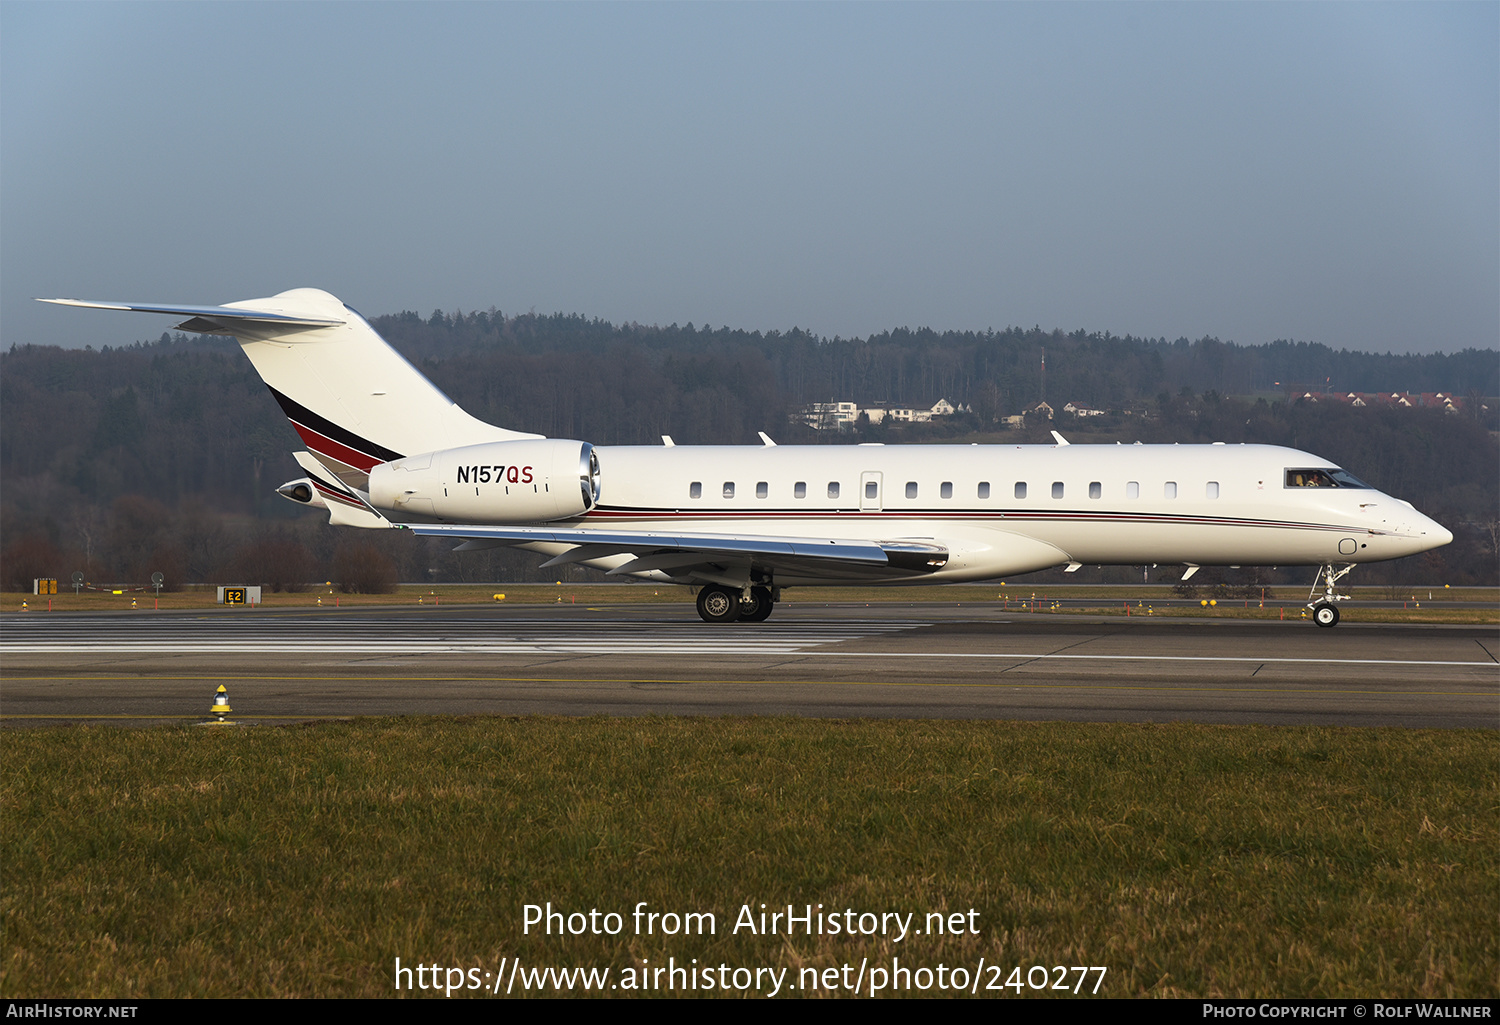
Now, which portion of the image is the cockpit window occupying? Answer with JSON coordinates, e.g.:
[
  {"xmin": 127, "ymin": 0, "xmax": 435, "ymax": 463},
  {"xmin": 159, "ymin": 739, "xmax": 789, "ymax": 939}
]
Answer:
[{"xmin": 1285, "ymin": 468, "xmax": 1371, "ymax": 489}]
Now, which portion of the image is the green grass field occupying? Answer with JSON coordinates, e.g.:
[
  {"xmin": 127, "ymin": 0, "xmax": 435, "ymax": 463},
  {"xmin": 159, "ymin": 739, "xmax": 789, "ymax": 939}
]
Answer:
[{"xmin": 3, "ymin": 718, "xmax": 1495, "ymax": 998}]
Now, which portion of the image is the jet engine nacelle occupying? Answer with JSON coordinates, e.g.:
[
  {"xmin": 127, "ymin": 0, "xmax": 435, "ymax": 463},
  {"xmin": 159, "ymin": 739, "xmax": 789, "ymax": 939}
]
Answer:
[{"xmin": 368, "ymin": 439, "xmax": 599, "ymax": 523}]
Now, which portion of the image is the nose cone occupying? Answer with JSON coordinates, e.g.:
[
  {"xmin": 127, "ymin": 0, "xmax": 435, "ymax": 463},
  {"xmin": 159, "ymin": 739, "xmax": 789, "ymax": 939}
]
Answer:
[{"xmin": 1412, "ymin": 511, "xmax": 1453, "ymax": 552}]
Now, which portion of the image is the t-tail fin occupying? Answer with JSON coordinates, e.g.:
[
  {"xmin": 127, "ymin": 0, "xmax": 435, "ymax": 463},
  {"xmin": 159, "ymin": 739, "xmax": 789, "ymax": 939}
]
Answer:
[{"xmin": 39, "ymin": 288, "xmax": 540, "ymax": 489}]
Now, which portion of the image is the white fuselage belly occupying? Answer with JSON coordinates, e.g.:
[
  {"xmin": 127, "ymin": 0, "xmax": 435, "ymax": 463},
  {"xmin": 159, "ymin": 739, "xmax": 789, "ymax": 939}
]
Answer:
[{"xmin": 552, "ymin": 442, "xmax": 1442, "ymax": 584}]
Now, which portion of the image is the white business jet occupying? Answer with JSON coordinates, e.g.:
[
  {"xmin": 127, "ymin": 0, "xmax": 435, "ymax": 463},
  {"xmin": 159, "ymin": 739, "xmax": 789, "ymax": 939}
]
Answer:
[{"xmin": 40, "ymin": 289, "xmax": 1452, "ymax": 626}]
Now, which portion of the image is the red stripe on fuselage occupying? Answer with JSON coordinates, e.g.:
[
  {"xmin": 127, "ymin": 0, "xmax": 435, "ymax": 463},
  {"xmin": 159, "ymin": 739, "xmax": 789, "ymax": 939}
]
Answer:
[
  {"xmin": 311, "ymin": 481, "xmax": 366, "ymax": 509},
  {"xmin": 290, "ymin": 423, "xmax": 382, "ymax": 473}
]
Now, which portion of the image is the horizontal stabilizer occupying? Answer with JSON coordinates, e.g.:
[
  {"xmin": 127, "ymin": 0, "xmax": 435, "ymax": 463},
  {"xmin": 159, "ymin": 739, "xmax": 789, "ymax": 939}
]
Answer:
[{"xmin": 36, "ymin": 298, "xmax": 343, "ymax": 330}]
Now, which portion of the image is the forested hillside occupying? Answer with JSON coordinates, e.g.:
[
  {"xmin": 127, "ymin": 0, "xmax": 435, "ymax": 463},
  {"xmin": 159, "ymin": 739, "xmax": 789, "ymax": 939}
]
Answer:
[
  {"xmin": 375, "ymin": 309, "xmax": 1498, "ymax": 441},
  {"xmin": 3, "ymin": 312, "xmax": 1495, "ymax": 591}
]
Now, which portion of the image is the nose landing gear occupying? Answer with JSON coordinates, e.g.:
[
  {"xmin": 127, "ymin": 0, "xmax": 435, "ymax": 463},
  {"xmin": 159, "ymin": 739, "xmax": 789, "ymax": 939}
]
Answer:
[
  {"xmin": 1312, "ymin": 602, "xmax": 1340, "ymax": 627},
  {"xmin": 1307, "ymin": 563, "xmax": 1355, "ymax": 628}
]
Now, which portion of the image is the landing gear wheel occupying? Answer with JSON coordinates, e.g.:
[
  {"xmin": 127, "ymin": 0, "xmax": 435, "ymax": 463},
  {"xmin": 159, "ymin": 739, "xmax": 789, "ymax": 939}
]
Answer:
[
  {"xmin": 1312, "ymin": 602, "xmax": 1340, "ymax": 628},
  {"xmin": 739, "ymin": 586, "xmax": 774, "ymax": 623},
  {"xmin": 696, "ymin": 586, "xmax": 741, "ymax": 623}
]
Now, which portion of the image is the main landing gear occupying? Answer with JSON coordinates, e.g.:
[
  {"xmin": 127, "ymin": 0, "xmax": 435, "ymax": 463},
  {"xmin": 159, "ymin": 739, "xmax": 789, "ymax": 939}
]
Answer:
[
  {"xmin": 696, "ymin": 585, "xmax": 775, "ymax": 624},
  {"xmin": 1307, "ymin": 562, "xmax": 1355, "ymax": 628}
]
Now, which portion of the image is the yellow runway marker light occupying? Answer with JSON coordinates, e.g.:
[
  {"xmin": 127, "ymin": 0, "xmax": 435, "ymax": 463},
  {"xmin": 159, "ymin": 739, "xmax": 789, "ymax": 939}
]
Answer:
[{"xmin": 200, "ymin": 685, "xmax": 237, "ymax": 726}]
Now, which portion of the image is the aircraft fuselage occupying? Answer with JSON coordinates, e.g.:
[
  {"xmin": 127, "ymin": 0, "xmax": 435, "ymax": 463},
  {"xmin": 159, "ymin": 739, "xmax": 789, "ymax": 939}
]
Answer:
[{"xmin": 387, "ymin": 441, "xmax": 1446, "ymax": 585}]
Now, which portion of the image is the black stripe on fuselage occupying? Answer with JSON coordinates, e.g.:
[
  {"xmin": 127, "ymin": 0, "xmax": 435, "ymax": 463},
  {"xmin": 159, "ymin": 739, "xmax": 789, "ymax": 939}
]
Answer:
[{"xmin": 266, "ymin": 386, "xmax": 403, "ymax": 464}]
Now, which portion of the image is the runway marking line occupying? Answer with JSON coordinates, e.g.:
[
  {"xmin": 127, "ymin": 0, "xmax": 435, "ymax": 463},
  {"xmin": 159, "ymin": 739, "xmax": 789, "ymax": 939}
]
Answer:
[
  {"xmin": 0, "ymin": 675, "xmax": 1488, "ymax": 699},
  {"xmin": 821, "ymin": 652, "xmax": 1500, "ymax": 667},
  {"xmin": 5, "ymin": 647, "xmax": 1495, "ymax": 667}
]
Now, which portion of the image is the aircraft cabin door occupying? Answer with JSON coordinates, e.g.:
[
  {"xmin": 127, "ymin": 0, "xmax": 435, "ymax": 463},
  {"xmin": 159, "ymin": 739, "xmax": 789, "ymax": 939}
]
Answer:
[{"xmin": 860, "ymin": 471, "xmax": 883, "ymax": 512}]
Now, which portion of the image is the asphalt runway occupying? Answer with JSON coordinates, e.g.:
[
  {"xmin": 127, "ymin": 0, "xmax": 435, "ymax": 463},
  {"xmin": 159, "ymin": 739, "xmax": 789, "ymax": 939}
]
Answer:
[{"xmin": 2, "ymin": 603, "xmax": 1496, "ymax": 728}]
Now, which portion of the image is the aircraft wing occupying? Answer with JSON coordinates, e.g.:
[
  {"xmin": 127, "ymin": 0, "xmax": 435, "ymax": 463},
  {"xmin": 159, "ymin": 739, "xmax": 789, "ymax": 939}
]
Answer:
[{"xmin": 403, "ymin": 523, "xmax": 949, "ymax": 579}]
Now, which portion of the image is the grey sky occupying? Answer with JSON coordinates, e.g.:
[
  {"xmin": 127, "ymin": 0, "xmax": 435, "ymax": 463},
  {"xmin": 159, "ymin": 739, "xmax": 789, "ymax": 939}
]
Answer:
[{"xmin": 4, "ymin": 2, "xmax": 1496, "ymax": 354}]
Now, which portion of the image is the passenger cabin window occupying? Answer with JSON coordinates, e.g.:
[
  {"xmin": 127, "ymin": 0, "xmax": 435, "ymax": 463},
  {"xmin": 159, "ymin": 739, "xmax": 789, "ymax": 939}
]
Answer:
[
  {"xmin": 1014, "ymin": 482, "xmax": 1027, "ymax": 499},
  {"xmin": 1088, "ymin": 482, "xmax": 1101, "ymax": 499},
  {"xmin": 794, "ymin": 481, "xmax": 807, "ymax": 499},
  {"xmin": 906, "ymin": 482, "xmax": 918, "ymax": 499},
  {"xmin": 1206, "ymin": 482, "xmax": 1220, "ymax": 499},
  {"xmin": 1126, "ymin": 481, "xmax": 1139, "ymax": 499},
  {"xmin": 1164, "ymin": 482, "xmax": 1178, "ymax": 499},
  {"xmin": 723, "ymin": 482, "xmax": 735, "ymax": 499},
  {"xmin": 756, "ymin": 482, "xmax": 768, "ymax": 499},
  {"xmin": 827, "ymin": 482, "xmax": 840, "ymax": 499},
  {"xmin": 1051, "ymin": 481, "xmax": 1064, "ymax": 499},
  {"xmin": 978, "ymin": 482, "xmax": 990, "ymax": 499},
  {"xmin": 940, "ymin": 482, "xmax": 953, "ymax": 499},
  {"xmin": 689, "ymin": 482, "xmax": 702, "ymax": 499}
]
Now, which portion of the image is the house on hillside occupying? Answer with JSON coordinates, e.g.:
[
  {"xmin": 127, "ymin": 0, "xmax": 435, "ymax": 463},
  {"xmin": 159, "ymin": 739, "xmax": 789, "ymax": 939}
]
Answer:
[
  {"xmin": 797, "ymin": 398, "xmax": 962, "ymax": 430},
  {"xmin": 798, "ymin": 401, "xmax": 859, "ymax": 430}
]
